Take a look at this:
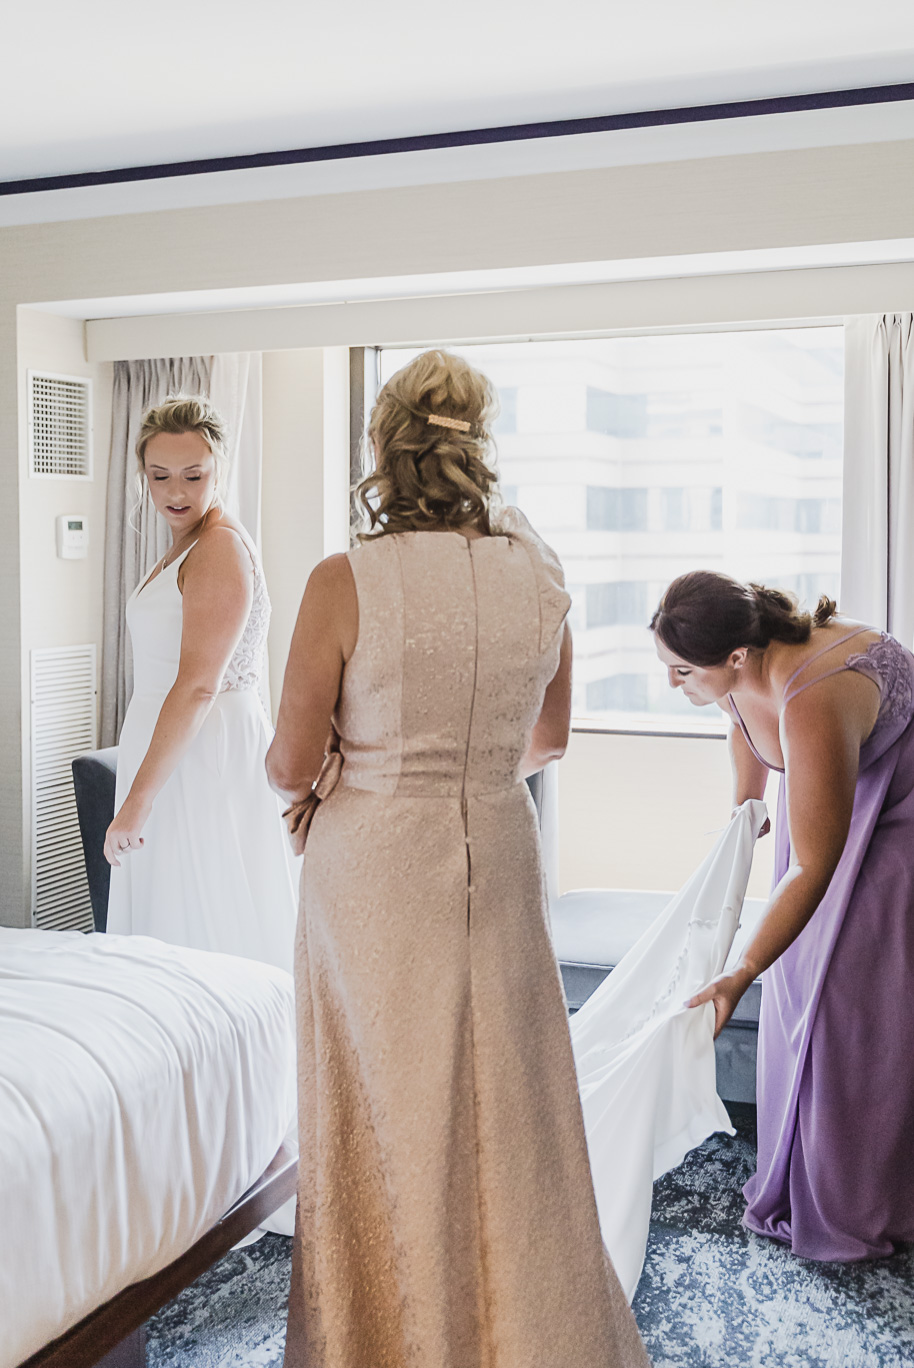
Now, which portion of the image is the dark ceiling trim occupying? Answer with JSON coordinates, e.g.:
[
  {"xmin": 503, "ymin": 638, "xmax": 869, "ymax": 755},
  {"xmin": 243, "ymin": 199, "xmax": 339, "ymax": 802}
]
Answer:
[{"xmin": 3, "ymin": 80, "xmax": 914, "ymax": 197}]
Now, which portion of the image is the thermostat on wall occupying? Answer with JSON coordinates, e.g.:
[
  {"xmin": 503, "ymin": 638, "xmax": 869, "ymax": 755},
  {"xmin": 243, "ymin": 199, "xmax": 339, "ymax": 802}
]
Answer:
[{"xmin": 56, "ymin": 514, "xmax": 88, "ymax": 559}]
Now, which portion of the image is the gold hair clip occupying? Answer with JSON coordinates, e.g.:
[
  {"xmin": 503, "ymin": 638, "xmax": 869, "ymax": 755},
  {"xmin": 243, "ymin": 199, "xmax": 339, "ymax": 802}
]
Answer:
[{"xmin": 427, "ymin": 414, "xmax": 471, "ymax": 433}]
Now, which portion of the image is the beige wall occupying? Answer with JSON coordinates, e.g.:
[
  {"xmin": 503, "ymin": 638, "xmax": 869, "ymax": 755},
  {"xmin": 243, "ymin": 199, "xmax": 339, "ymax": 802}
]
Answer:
[
  {"xmin": 261, "ymin": 347, "xmax": 350, "ymax": 720},
  {"xmin": 11, "ymin": 308, "xmax": 112, "ymax": 926},
  {"xmin": 558, "ymin": 729, "xmax": 776, "ymax": 901}
]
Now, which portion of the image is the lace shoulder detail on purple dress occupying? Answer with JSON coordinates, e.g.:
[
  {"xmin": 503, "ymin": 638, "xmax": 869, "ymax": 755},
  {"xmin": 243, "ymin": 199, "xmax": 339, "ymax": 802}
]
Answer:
[{"xmin": 846, "ymin": 633, "xmax": 914, "ymax": 723}]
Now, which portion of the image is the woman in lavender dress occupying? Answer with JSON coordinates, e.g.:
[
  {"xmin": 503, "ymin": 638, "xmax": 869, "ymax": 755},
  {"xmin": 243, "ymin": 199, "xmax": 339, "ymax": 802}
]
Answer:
[{"xmin": 651, "ymin": 571, "xmax": 914, "ymax": 1261}]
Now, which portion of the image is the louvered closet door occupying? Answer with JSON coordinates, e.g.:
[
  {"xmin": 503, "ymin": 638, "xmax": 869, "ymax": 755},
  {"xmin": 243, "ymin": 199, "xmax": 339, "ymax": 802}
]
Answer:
[{"xmin": 31, "ymin": 646, "xmax": 97, "ymax": 932}]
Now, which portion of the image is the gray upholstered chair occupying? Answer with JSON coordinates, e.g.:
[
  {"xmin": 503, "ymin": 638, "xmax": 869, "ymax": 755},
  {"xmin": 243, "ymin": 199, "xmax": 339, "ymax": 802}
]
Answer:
[{"xmin": 72, "ymin": 747, "xmax": 119, "ymax": 932}]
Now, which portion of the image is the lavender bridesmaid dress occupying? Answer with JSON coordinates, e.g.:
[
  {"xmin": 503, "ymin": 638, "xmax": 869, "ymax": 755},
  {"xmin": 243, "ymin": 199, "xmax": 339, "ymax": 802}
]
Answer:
[{"xmin": 731, "ymin": 628, "xmax": 914, "ymax": 1260}]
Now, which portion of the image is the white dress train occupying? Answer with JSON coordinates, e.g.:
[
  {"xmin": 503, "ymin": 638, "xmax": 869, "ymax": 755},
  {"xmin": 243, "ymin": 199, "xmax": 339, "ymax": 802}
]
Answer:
[{"xmin": 571, "ymin": 799, "xmax": 767, "ymax": 1301}]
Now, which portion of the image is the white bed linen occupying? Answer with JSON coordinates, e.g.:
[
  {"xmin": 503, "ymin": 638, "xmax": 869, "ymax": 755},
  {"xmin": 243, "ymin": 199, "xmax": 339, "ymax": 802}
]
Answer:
[{"xmin": 0, "ymin": 928, "xmax": 296, "ymax": 1368}]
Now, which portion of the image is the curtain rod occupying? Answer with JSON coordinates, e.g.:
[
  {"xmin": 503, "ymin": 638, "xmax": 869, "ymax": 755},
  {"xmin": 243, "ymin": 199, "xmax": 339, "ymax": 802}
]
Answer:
[{"xmin": 3, "ymin": 80, "xmax": 914, "ymax": 198}]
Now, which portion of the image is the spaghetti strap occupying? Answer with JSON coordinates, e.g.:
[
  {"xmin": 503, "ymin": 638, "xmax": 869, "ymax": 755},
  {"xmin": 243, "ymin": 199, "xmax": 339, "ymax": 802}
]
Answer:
[
  {"xmin": 135, "ymin": 539, "xmax": 199, "ymax": 598},
  {"xmin": 782, "ymin": 662, "xmax": 870, "ymax": 705},
  {"xmin": 781, "ymin": 627, "xmax": 871, "ymax": 699}
]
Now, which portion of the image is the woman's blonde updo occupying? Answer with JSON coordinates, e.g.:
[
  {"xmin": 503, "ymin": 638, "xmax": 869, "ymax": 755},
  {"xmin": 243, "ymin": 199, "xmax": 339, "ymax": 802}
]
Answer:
[
  {"xmin": 135, "ymin": 395, "xmax": 230, "ymax": 500},
  {"xmin": 356, "ymin": 350, "xmax": 500, "ymax": 538}
]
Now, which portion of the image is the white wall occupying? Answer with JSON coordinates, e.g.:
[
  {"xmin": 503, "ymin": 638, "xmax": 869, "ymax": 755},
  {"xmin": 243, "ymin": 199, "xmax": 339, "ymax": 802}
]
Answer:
[
  {"xmin": 558, "ymin": 729, "xmax": 776, "ymax": 900},
  {"xmin": 261, "ymin": 348, "xmax": 349, "ymax": 720},
  {"xmin": 11, "ymin": 308, "xmax": 112, "ymax": 927}
]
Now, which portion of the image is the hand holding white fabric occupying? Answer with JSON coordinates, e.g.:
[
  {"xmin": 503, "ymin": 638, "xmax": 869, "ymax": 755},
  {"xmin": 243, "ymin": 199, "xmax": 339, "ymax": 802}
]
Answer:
[
  {"xmin": 570, "ymin": 799, "xmax": 768, "ymax": 1302},
  {"xmin": 686, "ymin": 964, "xmax": 756, "ymax": 1038}
]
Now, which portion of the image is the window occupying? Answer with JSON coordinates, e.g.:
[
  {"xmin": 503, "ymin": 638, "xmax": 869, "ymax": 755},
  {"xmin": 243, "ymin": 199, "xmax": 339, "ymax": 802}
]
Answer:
[
  {"xmin": 586, "ymin": 582, "xmax": 648, "ymax": 628},
  {"xmin": 587, "ymin": 388, "xmax": 648, "ymax": 438},
  {"xmin": 380, "ymin": 327, "xmax": 844, "ymax": 729},
  {"xmin": 587, "ymin": 674, "xmax": 649, "ymax": 712},
  {"xmin": 586, "ymin": 487, "xmax": 648, "ymax": 532},
  {"xmin": 493, "ymin": 386, "xmax": 518, "ymax": 435},
  {"xmin": 662, "ymin": 488, "xmax": 687, "ymax": 531}
]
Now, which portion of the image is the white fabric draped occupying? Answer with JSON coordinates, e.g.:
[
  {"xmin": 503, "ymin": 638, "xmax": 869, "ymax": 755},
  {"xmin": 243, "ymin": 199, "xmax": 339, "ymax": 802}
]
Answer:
[
  {"xmin": 101, "ymin": 354, "xmax": 262, "ymax": 745},
  {"xmin": 842, "ymin": 314, "xmax": 914, "ymax": 646},
  {"xmin": 571, "ymin": 799, "xmax": 767, "ymax": 1302}
]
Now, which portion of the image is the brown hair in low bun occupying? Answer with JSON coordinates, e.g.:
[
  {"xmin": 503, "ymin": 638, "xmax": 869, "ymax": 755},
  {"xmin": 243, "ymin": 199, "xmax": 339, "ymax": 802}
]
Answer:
[
  {"xmin": 650, "ymin": 570, "xmax": 837, "ymax": 667},
  {"xmin": 357, "ymin": 350, "xmax": 499, "ymax": 539}
]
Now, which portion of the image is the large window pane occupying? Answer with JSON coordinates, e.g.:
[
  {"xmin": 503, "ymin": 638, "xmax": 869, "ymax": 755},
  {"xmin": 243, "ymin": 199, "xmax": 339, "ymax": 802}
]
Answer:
[{"xmin": 379, "ymin": 328, "xmax": 844, "ymax": 729}]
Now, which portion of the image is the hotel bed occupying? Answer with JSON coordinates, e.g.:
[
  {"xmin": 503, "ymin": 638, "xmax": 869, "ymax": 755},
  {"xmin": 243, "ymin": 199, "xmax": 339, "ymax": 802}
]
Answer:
[{"xmin": 0, "ymin": 928, "xmax": 297, "ymax": 1368}]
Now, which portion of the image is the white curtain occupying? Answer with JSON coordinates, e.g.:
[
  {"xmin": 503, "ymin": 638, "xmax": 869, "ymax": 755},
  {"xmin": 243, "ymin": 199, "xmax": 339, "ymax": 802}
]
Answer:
[
  {"xmin": 100, "ymin": 354, "xmax": 262, "ymax": 746},
  {"xmin": 842, "ymin": 315, "xmax": 914, "ymax": 646}
]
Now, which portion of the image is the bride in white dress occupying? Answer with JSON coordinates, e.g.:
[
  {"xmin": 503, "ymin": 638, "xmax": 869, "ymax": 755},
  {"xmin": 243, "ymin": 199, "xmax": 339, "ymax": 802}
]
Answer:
[{"xmin": 104, "ymin": 396, "xmax": 298, "ymax": 972}]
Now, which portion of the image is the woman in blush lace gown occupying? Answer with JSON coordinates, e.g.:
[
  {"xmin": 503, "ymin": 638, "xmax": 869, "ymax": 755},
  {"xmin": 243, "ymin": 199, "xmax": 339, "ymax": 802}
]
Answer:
[
  {"xmin": 652, "ymin": 570, "xmax": 914, "ymax": 1261},
  {"xmin": 105, "ymin": 396, "xmax": 298, "ymax": 973},
  {"xmin": 267, "ymin": 351, "xmax": 648, "ymax": 1368}
]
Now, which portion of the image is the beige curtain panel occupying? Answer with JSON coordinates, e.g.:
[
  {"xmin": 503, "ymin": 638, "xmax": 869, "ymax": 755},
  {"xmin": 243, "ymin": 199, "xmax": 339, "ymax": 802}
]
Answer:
[
  {"xmin": 100, "ymin": 354, "xmax": 262, "ymax": 746},
  {"xmin": 842, "ymin": 314, "xmax": 914, "ymax": 648}
]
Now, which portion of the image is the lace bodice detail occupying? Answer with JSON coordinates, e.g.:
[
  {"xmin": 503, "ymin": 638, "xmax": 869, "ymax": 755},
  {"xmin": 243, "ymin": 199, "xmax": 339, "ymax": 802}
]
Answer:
[
  {"xmin": 846, "ymin": 633, "xmax": 914, "ymax": 727},
  {"xmin": 220, "ymin": 558, "xmax": 271, "ymax": 693}
]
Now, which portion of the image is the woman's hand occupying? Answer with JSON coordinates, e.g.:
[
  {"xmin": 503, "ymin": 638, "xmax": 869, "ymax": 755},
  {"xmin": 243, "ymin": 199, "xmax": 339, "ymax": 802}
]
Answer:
[
  {"xmin": 686, "ymin": 965, "xmax": 755, "ymax": 1038},
  {"xmin": 732, "ymin": 806, "xmax": 770, "ymax": 837},
  {"xmin": 104, "ymin": 797, "xmax": 151, "ymax": 867}
]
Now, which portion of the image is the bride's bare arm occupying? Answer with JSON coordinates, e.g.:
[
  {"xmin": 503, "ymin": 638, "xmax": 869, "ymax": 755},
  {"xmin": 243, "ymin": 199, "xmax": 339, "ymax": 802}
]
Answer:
[
  {"xmin": 266, "ymin": 555, "xmax": 357, "ymax": 804},
  {"xmin": 104, "ymin": 530, "xmax": 254, "ymax": 866},
  {"xmin": 518, "ymin": 622, "xmax": 573, "ymax": 780}
]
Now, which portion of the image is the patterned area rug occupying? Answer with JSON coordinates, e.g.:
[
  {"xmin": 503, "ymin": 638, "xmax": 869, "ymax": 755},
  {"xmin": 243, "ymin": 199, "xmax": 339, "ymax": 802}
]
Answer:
[{"xmin": 148, "ymin": 1107, "xmax": 914, "ymax": 1367}]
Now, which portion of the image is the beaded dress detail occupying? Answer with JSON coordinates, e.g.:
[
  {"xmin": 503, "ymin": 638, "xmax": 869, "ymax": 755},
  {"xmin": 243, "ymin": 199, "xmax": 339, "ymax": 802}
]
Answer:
[
  {"xmin": 283, "ymin": 509, "xmax": 648, "ymax": 1368},
  {"xmin": 221, "ymin": 559, "xmax": 271, "ymax": 693}
]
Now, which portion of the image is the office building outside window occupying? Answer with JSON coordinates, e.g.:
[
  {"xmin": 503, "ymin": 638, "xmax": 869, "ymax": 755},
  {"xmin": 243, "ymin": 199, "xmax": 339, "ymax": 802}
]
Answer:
[{"xmin": 379, "ymin": 328, "xmax": 844, "ymax": 729}]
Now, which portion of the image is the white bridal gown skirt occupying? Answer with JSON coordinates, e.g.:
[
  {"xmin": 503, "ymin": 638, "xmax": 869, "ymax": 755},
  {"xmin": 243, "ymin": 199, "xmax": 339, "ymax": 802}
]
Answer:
[
  {"xmin": 571, "ymin": 799, "xmax": 767, "ymax": 1301},
  {"xmin": 107, "ymin": 686, "xmax": 300, "ymax": 975}
]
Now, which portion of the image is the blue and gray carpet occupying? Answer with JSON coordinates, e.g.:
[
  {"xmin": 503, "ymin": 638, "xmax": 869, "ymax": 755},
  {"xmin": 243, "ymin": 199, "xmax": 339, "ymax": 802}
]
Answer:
[{"xmin": 148, "ymin": 1107, "xmax": 914, "ymax": 1367}]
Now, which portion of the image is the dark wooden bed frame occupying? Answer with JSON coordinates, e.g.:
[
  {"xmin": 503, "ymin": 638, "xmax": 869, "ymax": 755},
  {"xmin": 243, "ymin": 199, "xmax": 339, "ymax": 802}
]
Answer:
[{"xmin": 18, "ymin": 1143, "xmax": 298, "ymax": 1368}]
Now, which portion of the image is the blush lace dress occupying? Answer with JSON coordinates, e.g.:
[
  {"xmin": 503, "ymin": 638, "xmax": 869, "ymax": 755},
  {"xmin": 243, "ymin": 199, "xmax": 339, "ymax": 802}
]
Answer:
[
  {"xmin": 283, "ymin": 510, "xmax": 648, "ymax": 1368},
  {"xmin": 729, "ymin": 627, "xmax": 914, "ymax": 1259},
  {"xmin": 106, "ymin": 538, "xmax": 299, "ymax": 973}
]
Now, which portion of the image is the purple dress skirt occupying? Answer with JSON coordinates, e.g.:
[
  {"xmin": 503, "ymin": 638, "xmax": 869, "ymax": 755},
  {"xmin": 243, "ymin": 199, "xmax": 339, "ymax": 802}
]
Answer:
[{"xmin": 729, "ymin": 629, "xmax": 914, "ymax": 1261}]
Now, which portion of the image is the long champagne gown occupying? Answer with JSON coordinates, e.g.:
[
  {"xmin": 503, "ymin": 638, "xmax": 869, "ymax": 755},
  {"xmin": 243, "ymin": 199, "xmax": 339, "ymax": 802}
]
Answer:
[
  {"xmin": 284, "ymin": 511, "xmax": 648, "ymax": 1368},
  {"xmin": 106, "ymin": 540, "xmax": 299, "ymax": 973}
]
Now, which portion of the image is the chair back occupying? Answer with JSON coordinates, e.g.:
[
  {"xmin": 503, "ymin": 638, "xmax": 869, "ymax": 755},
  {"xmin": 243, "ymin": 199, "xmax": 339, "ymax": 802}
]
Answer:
[{"xmin": 71, "ymin": 748, "xmax": 118, "ymax": 932}]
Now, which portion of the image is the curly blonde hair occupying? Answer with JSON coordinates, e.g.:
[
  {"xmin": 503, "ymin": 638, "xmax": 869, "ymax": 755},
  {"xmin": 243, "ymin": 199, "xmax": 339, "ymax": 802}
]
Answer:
[
  {"xmin": 135, "ymin": 394, "xmax": 230, "ymax": 499},
  {"xmin": 356, "ymin": 350, "xmax": 500, "ymax": 538}
]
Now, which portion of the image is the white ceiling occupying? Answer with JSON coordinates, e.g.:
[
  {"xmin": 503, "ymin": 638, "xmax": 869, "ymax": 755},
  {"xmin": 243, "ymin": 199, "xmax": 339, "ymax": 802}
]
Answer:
[{"xmin": 4, "ymin": 0, "xmax": 914, "ymax": 183}]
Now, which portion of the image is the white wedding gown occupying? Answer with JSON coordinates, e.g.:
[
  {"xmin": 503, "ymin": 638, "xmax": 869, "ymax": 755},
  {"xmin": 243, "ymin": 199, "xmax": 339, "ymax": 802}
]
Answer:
[
  {"xmin": 571, "ymin": 799, "xmax": 768, "ymax": 1301},
  {"xmin": 106, "ymin": 540, "xmax": 300, "ymax": 973}
]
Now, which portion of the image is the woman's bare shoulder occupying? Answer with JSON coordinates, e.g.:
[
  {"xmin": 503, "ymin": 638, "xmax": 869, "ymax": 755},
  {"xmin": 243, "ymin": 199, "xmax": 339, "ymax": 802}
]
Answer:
[
  {"xmin": 181, "ymin": 516, "xmax": 255, "ymax": 584},
  {"xmin": 307, "ymin": 552, "xmax": 354, "ymax": 593},
  {"xmin": 768, "ymin": 617, "xmax": 881, "ymax": 694}
]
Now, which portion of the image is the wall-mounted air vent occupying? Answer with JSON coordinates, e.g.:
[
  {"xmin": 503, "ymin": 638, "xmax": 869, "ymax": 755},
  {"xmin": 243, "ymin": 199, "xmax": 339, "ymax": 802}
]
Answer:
[
  {"xmin": 31, "ymin": 646, "xmax": 97, "ymax": 933},
  {"xmin": 28, "ymin": 370, "xmax": 93, "ymax": 479}
]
